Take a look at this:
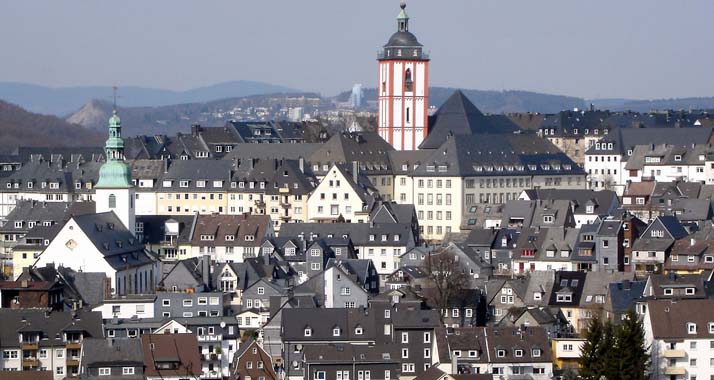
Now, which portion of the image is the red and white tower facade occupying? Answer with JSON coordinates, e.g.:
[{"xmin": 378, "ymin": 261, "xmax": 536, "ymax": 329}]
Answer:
[{"xmin": 378, "ymin": 1, "xmax": 430, "ymax": 151}]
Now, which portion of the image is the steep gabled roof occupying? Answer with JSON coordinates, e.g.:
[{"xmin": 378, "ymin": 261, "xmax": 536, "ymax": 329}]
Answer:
[{"xmin": 421, "ymin": 91, "xmax": 520, "ymax": 149}]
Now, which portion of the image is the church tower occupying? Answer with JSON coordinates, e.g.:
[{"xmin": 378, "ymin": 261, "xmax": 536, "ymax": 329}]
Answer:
[
  {"xmin": 377, "ymin": 0, "xmax": 430, "ymax": 151},
  {"xmin": 95, "ymin": 110, "xmax": 136, "ymax": 235}
]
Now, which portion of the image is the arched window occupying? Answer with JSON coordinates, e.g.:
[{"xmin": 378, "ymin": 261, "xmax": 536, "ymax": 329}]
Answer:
[
  {"xmin": 108, "ymin": 194, "xmax": 116, "ymax": 209},
  {"xmin": 404, "ymin": 68, "xmax": 413, "ymax": 92}
]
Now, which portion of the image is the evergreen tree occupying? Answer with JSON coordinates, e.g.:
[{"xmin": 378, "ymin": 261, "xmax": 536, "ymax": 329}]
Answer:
[
  {"xmin": 579, "ymin": 316, "xmax": 605, "ymax": 380},
  {"xmin": 601, "ymin": 320, "xmax": 620, "ymax": 380},
  {"xmin": 615, "ymin": 309, "xmax": 650, "ymax": 380}
]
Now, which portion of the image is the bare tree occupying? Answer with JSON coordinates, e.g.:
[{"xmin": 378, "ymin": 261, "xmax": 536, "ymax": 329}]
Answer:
[{"xmin": 421, "ymin": 251, "xmax": 470, "ymax": 319}]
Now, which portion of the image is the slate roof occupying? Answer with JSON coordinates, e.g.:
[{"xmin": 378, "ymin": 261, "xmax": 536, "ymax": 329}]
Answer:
[
  {"xmin": 421, "ymin": 91, "xmax": 520, "ymax": 149},
  {"xmin": 1, "ymin": 200, "xmax": 95, "ymax": 233},
  {"xmin": 71, "ymin": 212, "xmax": 157, "ymax": 270},
  {"xmin": 548, "ymin": 271, "xmax": 587, "ymax": 307},
  {"xmin": 278, "ymin": 222, "xmax": 416, "ymax": 248},
  {"xmin": 222, "ymin": 143, "xmax": 321, "ymax": 161},
  {"xmin": 0, "ymin": 309, "xmax": 103, "ymax": 348},
  {"xmin": 414, "ymin": 134, "xmax": 582, "ymax": 178},
  {"xmin": 521, "ymin": 188, "xmax": 617, "ymax": 216},
  {"xmin": 608, "ymin": 280, "xmax": 646, "ymax": 314},
  {"xmin": 81, "ymin": 338, "xmax": 144, "ymax": 369},
  {"xmin": 585, "ymin": 126, "xmax": 713, "ymax": 157},
  {"xmin": 281, "ymin": 308, "xmax": 376, "ymax": 341},
  {"xmin": 647, "ymin": 298, "xmax": 714, "ymax": 339},
  {"xmin": 308, "ymin": 132, "xmax": 394, "ymax": 176},
  {"xmin": 0, "ymin": 158, "xmax": 103, "ymax": 194},
  {"xmin": 190, "ymin": 214, "xmax": 271, "ymax": 247},
  {"xmin": 140, "ymin": 333, "xmax": 202, "ymax": 378}
]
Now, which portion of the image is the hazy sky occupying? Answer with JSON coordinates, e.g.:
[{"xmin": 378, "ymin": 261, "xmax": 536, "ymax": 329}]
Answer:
[{"xmin": 1, "ymin": 0, "xmax": 712, "ymax": 99}]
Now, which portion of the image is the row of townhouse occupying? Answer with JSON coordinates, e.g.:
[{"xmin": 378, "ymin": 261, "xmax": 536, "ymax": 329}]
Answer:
[{"xmin": 584, "ymin": 126, "xmax": 714, "ymax": 194}]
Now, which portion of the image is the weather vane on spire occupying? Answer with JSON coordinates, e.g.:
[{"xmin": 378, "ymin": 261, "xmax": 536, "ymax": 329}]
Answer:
[{"xmin": 112, "ymin": 85, "xmax": 120, "ymax": 111}]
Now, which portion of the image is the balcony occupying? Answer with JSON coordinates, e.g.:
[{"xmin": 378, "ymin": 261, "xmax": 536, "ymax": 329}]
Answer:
[
  {"xmin": 280, "ymin": 214, "xmax": 292, "ymax": 221},
  {"xmin": 66, "ymin": 359, "xmax": 81, "ymax": 367},
  {"xmin": 200, "ymin": 371, "xmax": 222, "ymax": 379},
  {"xmin": 280, "ymin": 202, "xmax": 291, "ymax": 209},
  {"xmin": 203, "ymin": 353, "xmax": 220, "ymax": 361},
  {"xmin": 160, "ymin": 239, "xmax": 178, "ymax": 248},
  {"xmin": 20, "ymin": 342, "xmax": 39, "ymax": 350},
  {"xmin": 21, "ymin": 358, "xmax": 39, "ymax": 367},
  {"xmin": 65, "ymin": 342, "xmax": 82, "ymax": 350},
  {"xmin": 197, "ymin": 334, "xmax": 222, "ymax": 342},
  {"xmin": 664, "ymin": 366, "xmax": 686, "ymax": 376},
  {"xmin": 663, "ymin": 349, "xmax": 686, "ymax": 358},
  {"xmin": 254, "ymin": 199, "xmax": 266, "ymax": 208}
]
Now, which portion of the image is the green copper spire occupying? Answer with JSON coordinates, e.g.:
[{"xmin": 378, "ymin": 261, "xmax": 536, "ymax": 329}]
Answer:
[
  {"xmin": 397, "ymin": 0, "xmax": 409, "ymax": 32},
  {"xmin": 96, "ymin": 110, "xmax": 133, "ymax": 188}
]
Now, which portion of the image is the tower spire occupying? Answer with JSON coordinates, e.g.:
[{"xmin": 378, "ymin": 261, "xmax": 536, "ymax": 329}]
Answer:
[{"xmin": 398, "ymin": 0, "xmax": 409, "ymax": 32}]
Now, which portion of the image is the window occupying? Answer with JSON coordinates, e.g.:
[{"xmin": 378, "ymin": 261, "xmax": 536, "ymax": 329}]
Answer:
[
  {"xmin": 108, "ymin": 194, "xmax": 116, "ymax": 209},
  {"xmin": 515, "ymin": 349, "xmax": 524, "ymax": 357},
  {"xmin": 532, "ymin": 348, "xmax": 541, "ymax": 357},
  {"xmin": 402, "ymin": 348, "xmax": 409, "ymax": 358},
  {"xmin": 333, "ymin": 327, "xmax": 341, "ymax": 336},
  {"xmin": 497, "ymin": 349, "xmax": 506, "ymax": 358},
  {"xmin": 424, "ymin": 332, "xmax": 431, "ymax": 343},
  {"xmin": 424, "ymin": 348, "xmax": 431, "ymax": 358},
  {"xmin": 401, "ymin": 332, "xmax": 409, "ymax": 343},
  {"xmin": 316, "ymin": 372, "xmax": 326, "ymax": 380},
  {"xmin": 56, "ymin": 367, "xmax": 65, "ymax": 375},
  {"xmin": 257, "ymin": 287, "xmax": 265, "ymax": 295},
  {"xmin": 304, "ymin": 327, "xmax": 312, "ymax": 337},
  {"xmin": 401, "ymin": 363, "xmax": 415, "ymax": 373},
  {"xmin": 123, "ymin": 367, "xmax": 135, "ymax": 375},
  {"xmin": 688, "ymin": 323, "xmax": 697, "ymax": 334},
  {"xmin": 340, "ymin": 287, "xmax": 351, "ymax": 296},
  {"xmin": 183, "ymin": 299, "xmax": 193, "ymax": 307}
]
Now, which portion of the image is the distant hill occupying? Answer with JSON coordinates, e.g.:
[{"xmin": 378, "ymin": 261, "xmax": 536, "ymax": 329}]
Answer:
[
  {"xmin": 590, "ymin": 97, "xmax": 714, "ymax": 112},
  {"xmin": 0, "ymin": 100, "xmax": 105, "ymax": 149},
  {"xmin": 336, "ymin": 86, "xmax": 586, "ymax": 114},
  {"xmin": 67, "ymin": 92, "xmax": 326, "ymax": 136},
  {"xmin": 0, "ymin": 81, "xmax": 300, "ymax": 116}
]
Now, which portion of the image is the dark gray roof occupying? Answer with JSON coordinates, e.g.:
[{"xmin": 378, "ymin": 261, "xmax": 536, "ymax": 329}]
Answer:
[
  {"xmin": 608, "ymin": 280, "xmax": 646, "ymax": 314},
  {"xmin": 412, "ymin": 134, "xmax": 583, "ymax": 177},
  {"xmin": 522, "ymin": 189, "xmax": 618, "ymax": 216},
  {"xmin": 278, "ymin": 222, "xmax": 416, "ymax": 247},
  {"xmin": 420, "ymin": 91, "xmax": 520, "ymax": 149},
  {"xmin": 71, "ymin": 212, "xmax": 156, "ymax": 270},
  {"xmin": 80, "ymin": 338, "xmax": 144, "ymax": 368},
  {"xmin": 585, "ymin": 126, "xmax": 714, "ymax": 157},
  {"xmin": 1, "ymin": 200, "xmax": 95, "ymax": 233},
  {"xmin": 0, "ymin": 310, "xmax": 103, "ymax": 348}
]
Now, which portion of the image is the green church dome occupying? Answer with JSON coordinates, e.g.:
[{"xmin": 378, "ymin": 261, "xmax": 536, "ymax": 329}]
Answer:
[{"xmin": 96, "ymin": 110, "xmax": 133, "ymax": 189}]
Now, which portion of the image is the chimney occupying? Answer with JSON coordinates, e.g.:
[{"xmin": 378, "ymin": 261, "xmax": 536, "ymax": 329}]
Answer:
[
  {"xmin": 202, "ymin": 255, "xmax": 211, "ymax": 289},
  {"xmin": 299, "ymin": 157, "xmax": 305, "ymax": 173},
  {"xmin": 352, "ymin": 161, "xmax": 359, "ymax": 183},
  {"xmin": 163, "ymin": 158, "xmax": 170, "ymax": 174},
  {"xmin": 191, "ymin": 124, "xmax": 201, "ymax": 137},
  {"xmin": 250, "ymin": 158, "xmax": 255, "ymax": 170},
  {"xmin": 622, "ymin": 279, "xmax": 631, "ymax": 290},
  {"xmin": 691, "ymin": 238, "xmax": 696, "ymax": 246}
]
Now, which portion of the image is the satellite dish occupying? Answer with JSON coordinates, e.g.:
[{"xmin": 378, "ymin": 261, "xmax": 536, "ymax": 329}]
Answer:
[{"xmin": 220, "ymin": 321, "xmax": 226, "ymax": 328}]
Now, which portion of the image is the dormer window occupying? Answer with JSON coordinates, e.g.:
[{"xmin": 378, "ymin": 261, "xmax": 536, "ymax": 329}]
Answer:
[
  {"xmin": 497, "ymin": 349, "xmax": 506, "ymax": 358},
  {"xmin": 651, "ymin": 230, "xmax": 664, "ymax": 238},
  {"xmin": 196, "ymin": 180, "xmax": 206, "ymax": 188},
  {"xmin": 355, "ymin": 326, "xmax": 363, "ymax": 335},
  {"xmin": 200, "ymin": 235, "xmax": 214, "ymax": 241},
  {"xmin": 381, "ymin": 235, "xmax": 387, "ymax": 242},
  {"xmin": 369, "ymin": 235, "xmax": 375, "ymax": 241},
  {"xmin": 514, "ymin": 349, "xmax": 524, "ymax": 357},
  {"xmin": 685, "ymin": 288, "xmax": 695, "ymax": 295},
  {"xmin": 304, "ymin": 327, "xmax": 312, "ymax": 337},
  {"xmin": 225, "ymin": 235, "xmax": 235, "ymax": 241},
  {"xmin": 687, "ymin": 322, "xmax": 697, "ymax": 334},
  {"xmin": 179, "ymin": 180, "xmax": 189, "ymax": 188},
  {"xmin": 543, "ymin": 215, "xmax": 554, "ymax": 224},
  {"xmin": 674, "ymin": 155, "xmax": 682, "ymax": 162},
  {"xmin": 245, "ymin": 235, "xmax": 255, "ymax": 242},
  {"xmin": 664, "ymin": 288, "xmax": 673, "ymax": 296},
  {"xmin": 332, "ymin": 327, "xmax": 341, "ymax": 336},
  {"xmin": 708, "ymin": 323, "xmax": 714, "ymax": 334},
  {"xmin": 532, "ymin": 348, "xmax": 541, "ymax": 357},
  {"xmin": 586, "ymin": 205, "xmax": 594, "ymax": 214}
]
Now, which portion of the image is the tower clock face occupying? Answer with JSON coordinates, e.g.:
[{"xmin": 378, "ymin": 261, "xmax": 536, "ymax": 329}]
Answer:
[{"xmin": 65, "ymin": 239, "xmax": 77, "ymax": 250}]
